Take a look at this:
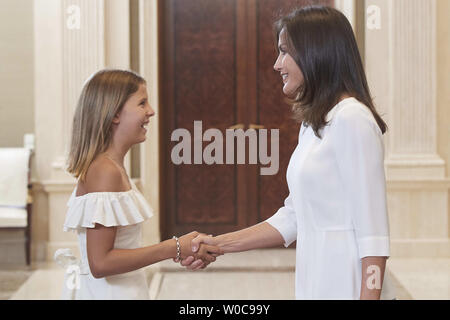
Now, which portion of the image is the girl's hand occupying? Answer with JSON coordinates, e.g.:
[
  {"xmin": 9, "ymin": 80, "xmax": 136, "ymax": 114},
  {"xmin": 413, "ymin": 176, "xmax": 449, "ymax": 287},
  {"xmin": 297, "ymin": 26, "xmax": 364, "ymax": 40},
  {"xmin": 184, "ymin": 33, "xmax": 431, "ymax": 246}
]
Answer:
[
  {"xmin": 177, "ymin": 234, "xmax": 219, "ymax": 270},
  {"xmin": 179, "ymin": 256, "xmax": 205, "ymax": 270},
  {"xmin": 178, "ymin": 231, "xmax": 223, "ymax": 264}
]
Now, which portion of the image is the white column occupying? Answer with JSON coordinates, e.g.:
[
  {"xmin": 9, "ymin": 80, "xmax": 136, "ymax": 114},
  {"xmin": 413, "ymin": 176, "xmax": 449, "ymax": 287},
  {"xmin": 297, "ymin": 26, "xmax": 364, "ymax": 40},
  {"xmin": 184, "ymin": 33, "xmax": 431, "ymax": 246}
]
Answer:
[
  {"xmin": 367, "ymin": 0, "xmax": 445, "ymax": 179},
  {"xmin": 33, "ymin": 0, "xmax": 131, "ymax": 261},
  {"xmin": 365, "ymin": 0, "xmax": 450, "ymax": 257},
  {"xmin": 59, "ymin": 0, "xmax": 106, "ymax": 175},
  {"xmin": 138, "ymin": 0, "xmax": 161, "ymax": 245},
  {"xmin": 335, "ymin": 0, "xmax": 356, "ymax": 30},
  {"xmin": 104, "ymin": 0, "xmax": 132, "ymax": 173}
]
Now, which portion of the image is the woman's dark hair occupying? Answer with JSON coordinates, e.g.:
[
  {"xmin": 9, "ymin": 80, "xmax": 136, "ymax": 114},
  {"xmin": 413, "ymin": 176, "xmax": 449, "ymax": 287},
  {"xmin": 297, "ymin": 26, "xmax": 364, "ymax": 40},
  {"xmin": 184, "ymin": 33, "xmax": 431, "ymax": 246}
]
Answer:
[{"xmin": 275, "ymin": 6, "xmax": 387, "ymax": 138}]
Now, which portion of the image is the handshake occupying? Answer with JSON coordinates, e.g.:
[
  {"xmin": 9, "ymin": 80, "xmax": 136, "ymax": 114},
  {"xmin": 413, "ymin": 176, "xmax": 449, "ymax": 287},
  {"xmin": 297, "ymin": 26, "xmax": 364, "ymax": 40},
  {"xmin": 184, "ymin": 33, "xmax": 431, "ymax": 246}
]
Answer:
[{"xmin": 172, "ymin": 231, "xmax": 222, "ymax": 270}]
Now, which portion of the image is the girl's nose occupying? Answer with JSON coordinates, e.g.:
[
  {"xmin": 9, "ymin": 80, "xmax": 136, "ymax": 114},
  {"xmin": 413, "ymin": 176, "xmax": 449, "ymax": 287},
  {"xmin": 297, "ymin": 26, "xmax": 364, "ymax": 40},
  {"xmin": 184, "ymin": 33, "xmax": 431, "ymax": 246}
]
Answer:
[{"xmin": 147, "ymin": 105, "xmax": 156, "ymax": 117}]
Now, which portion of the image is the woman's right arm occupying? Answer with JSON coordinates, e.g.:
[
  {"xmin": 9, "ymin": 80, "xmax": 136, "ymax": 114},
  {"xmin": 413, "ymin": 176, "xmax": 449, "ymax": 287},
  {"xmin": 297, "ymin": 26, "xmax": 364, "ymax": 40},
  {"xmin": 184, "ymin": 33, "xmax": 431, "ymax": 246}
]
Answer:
[
  {"xmin": 191, "ymin": 222, "xmax": 285, "ymax": 254},
  {"xmin": 185, "ymin": 193, "xmax": 297, "ymax": 268}
]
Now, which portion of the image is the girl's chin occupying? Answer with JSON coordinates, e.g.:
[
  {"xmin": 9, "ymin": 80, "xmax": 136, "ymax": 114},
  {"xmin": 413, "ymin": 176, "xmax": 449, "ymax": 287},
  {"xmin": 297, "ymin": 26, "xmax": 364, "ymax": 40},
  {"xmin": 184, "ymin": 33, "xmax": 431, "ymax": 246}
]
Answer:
[
  {"xmin": 135, "ymin": 132, "xmax": 147, "ymax": 143},
  {"xmin": 136, "ymin": 137, "xmax": 146, "ymax": 144}
]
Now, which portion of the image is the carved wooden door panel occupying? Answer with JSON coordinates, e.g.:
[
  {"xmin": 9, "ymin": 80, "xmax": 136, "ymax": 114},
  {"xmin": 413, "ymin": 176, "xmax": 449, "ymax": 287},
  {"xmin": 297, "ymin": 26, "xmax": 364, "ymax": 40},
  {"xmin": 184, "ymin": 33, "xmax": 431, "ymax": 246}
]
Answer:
[
  {"xmin": 247, "ymin": 0, "xmax": 334, "ymax": 225},
  {"xmin": 159, "ymin": 0, "xmax": 334, "ymax": 239}
]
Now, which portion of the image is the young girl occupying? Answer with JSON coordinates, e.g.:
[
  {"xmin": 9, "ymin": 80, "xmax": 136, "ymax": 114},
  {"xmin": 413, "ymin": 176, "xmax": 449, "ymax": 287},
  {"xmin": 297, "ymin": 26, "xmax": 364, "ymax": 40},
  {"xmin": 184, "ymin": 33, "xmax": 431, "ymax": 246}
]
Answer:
[
  {"xmin": 183, "ymin": 6, "xmax": 396, "ymax": 300},
  {"xmin": 56, "ymin": 69, "xmax": 222, "ymax": 299}
]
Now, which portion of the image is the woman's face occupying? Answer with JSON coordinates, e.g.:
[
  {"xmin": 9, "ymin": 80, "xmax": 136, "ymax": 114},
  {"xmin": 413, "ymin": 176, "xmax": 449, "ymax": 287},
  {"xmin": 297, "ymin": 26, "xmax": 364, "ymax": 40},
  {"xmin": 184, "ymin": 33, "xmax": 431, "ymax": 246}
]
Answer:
[{"xmin": 273, "ymin": 28, "xmax": 304, "ymax": 97}]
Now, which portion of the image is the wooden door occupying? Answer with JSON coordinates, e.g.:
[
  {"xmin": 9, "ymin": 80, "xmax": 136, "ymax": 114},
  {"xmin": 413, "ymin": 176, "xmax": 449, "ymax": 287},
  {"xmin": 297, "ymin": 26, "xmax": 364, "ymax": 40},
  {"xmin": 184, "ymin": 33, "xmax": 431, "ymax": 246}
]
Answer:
[{"xmin": 159, "ymin": 0, "xmax": 333, "ymax": 239}]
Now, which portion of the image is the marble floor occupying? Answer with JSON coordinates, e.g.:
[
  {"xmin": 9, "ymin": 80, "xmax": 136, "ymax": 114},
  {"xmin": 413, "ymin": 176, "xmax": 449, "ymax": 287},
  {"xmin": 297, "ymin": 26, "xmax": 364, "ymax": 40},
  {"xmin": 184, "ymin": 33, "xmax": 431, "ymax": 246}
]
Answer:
[
  {"xmin": 2, "ymin": 249, "xmax": 449, "ymax": 300},
  {"xmin": 0, "ymin": 267, "xmax": 33, "ymax": 300}
]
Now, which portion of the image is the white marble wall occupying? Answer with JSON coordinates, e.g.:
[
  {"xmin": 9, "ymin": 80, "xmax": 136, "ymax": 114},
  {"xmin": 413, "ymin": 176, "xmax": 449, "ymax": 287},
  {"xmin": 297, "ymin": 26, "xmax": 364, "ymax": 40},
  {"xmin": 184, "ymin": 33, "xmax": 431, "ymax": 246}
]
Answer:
[
  {"xmin": 366, "ymin": 0, "xmax": 450, "ymax": 257},
  {"xmin": 29, "ymin": 0, "xmax": 449, "ymax": 263},
  {"xmin": 137, "ymin": 0, "xmax": 161, "ymax": 246},
  {"xmin": 32, "ymin": 0, "xmax": 140, "ymax": 261}
]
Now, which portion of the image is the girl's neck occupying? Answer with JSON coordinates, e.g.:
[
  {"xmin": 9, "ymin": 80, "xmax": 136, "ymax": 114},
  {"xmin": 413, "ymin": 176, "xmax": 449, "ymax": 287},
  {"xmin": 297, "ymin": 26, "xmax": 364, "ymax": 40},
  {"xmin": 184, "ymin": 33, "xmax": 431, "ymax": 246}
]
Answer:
[
  {"xmin": 104, "ymin": 153, "xmax": 124, "ymax": 169},
  {"xmin": 103, "ymin": 147, "xmax": 128, "ymax": 169}
]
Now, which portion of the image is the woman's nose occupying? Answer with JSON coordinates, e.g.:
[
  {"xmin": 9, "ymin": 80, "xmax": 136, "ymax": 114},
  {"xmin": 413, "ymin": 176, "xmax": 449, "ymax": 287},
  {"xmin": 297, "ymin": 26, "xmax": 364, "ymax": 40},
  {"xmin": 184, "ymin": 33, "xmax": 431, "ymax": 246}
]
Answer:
[{"xmin": 273, "ymin": 54, "xmax": 282, "ymax": 71}]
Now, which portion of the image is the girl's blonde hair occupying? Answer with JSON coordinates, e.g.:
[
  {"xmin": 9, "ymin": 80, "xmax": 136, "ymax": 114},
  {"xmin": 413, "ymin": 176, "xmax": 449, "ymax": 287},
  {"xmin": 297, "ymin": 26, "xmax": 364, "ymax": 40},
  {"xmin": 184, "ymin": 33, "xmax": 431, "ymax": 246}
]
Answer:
[{"xmin": 67, "ymin": 69, "xmax": 146, "ymax": 182}]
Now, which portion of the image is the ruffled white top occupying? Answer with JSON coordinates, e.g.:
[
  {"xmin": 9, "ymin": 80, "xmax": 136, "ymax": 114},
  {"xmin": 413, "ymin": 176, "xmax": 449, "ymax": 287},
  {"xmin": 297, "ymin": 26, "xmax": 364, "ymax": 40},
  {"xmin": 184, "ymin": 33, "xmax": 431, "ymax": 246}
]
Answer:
[
  {"xmin": 55, "ymin": 178, "xmax": 154, "ymax": 300},
  {"xmin": 266, "ymin": 97, "xmax": 396, "ymax": 300}
]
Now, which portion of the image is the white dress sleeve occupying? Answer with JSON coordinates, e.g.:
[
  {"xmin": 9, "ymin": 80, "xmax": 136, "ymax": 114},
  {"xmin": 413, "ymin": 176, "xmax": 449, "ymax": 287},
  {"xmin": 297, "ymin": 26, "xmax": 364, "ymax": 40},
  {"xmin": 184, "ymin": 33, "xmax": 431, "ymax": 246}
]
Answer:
[
  {"xmin": 330, "ymin": 105, "xmax": 390, "ymax": 259},
  {"xmin": 63, "ymin": 188, "xmax": 154, "ymax": 232},
  {"xmin": 266, "ymin": 193, "xmax": 297, "ymax": 247}
]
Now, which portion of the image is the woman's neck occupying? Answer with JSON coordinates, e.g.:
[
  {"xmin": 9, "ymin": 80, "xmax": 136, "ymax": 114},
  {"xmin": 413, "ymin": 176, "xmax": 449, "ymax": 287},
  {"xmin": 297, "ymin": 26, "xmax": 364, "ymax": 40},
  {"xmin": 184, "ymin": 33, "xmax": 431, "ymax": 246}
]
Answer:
[{"xmin": 339, "ymin": 93, "xmax": 352, "ymax": 102}]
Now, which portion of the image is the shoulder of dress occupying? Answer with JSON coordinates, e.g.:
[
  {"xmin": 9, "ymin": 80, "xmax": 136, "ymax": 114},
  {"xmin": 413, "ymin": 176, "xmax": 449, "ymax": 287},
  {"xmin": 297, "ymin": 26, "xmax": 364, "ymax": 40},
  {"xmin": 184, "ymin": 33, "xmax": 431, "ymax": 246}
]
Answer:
[
  {"xmin": 334, "ymin": 101, "xmax": 372, "ymax": 120},
  {"xmin": 63, "ymin": 187, "xmax": 154, "ymax": 232},
  {"xmin": 331, "ymin": 102, "xmax": 381, "ymax": 136}
]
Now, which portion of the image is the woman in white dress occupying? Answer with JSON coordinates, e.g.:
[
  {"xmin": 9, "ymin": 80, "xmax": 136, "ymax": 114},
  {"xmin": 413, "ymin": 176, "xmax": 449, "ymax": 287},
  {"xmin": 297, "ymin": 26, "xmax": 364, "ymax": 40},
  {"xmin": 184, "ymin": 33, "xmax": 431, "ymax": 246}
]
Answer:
[
  {"xmin": 56, "ymin": 69, "xmax": 222, "ymax": 299},
  {"xmin": 182, "ymin": 6, "xmax": 396, "ymax": 300}
]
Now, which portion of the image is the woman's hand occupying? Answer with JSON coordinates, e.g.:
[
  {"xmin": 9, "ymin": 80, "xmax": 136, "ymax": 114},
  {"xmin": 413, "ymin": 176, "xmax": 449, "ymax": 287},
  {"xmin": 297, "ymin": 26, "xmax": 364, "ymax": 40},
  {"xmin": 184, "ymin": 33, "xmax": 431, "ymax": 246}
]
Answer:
[
  {"xmin": 191, "ymin": 234, "xmax": 217, "ymax": 252},
  {"xmin": 178, "ymin": 223, "xmax": 285, "ymax": 270},
  {"xmin": 176, "ymin": 232, "xmax": 222, "ymax": 267}
]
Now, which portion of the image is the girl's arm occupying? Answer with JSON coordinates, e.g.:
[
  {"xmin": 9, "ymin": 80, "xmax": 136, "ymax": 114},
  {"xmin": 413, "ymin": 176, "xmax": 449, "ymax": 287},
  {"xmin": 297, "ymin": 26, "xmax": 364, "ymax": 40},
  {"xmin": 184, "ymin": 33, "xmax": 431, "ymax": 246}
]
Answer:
[
  {"xmin": 87, "ymin": 225, "xmax": 220, "ymax": 278},
  {"xmin": 84, "ymin": 162, "xmax": 221, "ymax": 278},
  {"xmin": 191, "ymin": 222, "xmax": 285, "ymax": 254},
  {"xmin": 359, "ymin": 256, "xmax": 387, "ymax": 300}
]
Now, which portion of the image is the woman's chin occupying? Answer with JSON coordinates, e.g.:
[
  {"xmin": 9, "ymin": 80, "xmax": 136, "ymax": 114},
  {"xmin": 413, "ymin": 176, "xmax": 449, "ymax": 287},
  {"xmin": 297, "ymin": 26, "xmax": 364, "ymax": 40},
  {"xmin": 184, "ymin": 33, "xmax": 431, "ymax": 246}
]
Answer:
[
  {"xmin": 282, "ymin": 83, "xmax": 302, "ymax": 99},
  {"xmin": 282, "ymin": 86, "xmax": 297, "ymax": 98}
]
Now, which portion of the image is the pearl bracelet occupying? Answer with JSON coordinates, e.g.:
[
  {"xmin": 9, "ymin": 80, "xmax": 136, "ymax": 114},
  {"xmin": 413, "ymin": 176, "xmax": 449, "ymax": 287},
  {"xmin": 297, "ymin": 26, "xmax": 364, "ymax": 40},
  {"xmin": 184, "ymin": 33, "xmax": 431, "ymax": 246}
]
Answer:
[{"xmin": 172, "ymin": 236, "xmax": 181, "ymax": 262}]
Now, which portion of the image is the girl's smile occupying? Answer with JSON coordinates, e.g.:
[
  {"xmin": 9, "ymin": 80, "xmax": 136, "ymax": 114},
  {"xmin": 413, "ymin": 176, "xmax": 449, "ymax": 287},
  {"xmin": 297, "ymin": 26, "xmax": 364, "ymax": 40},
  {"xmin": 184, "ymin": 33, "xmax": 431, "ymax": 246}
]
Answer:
[{"xmin": 112, "ymin": 84, "xmax": 155, "ymax": 143}]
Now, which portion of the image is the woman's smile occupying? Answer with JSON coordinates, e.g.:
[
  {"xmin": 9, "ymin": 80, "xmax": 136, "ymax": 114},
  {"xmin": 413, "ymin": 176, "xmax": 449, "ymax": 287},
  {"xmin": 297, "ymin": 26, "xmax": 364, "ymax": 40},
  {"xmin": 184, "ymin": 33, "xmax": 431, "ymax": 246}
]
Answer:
[{"xmin": 273, "ymin": 29, "xmax": 304, "ymax": 96}]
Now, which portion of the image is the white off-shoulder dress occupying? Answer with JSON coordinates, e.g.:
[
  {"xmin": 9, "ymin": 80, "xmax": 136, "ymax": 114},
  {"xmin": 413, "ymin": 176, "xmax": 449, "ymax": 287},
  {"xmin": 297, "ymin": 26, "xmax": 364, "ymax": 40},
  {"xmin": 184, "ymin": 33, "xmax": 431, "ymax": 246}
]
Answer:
[
  {"xmin": 266, "ymin": 97, "xmax": 396, "ymax": 299},
  {"xmin": 55, "ymin": 179, "xmax": 154, "ymax": 300}
]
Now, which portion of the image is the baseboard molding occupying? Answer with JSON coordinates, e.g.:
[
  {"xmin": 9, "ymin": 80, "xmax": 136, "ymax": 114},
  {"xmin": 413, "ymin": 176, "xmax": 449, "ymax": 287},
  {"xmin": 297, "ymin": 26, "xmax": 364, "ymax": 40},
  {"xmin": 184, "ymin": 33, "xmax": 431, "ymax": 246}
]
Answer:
[
  {"xmin": 34, "ymin": 239, "xmax": 450, "ymax": 263},
  {"xmin": 391, "ymin": 238, "xmax": 450, "ymax": 258}
]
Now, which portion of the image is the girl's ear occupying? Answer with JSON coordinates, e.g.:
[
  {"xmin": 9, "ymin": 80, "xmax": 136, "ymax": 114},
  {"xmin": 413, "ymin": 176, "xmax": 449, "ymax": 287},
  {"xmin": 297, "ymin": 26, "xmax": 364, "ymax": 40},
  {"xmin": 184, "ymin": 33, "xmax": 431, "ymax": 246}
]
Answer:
[{"xmin": 112, "ymin": 113, "xmax": 120, "ymax": 124}]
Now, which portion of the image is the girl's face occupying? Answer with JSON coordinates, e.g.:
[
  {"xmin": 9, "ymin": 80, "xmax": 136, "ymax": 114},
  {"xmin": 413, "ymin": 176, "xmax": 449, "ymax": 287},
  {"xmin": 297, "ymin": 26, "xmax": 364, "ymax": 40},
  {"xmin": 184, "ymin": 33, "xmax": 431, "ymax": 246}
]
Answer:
[
  {"xmin": 273, "ymin": 28, "xmax": 304, "ymax": 97},
  {"xmin": 112, "ymin": 84, "xmax": 155, "ymax": 144}
]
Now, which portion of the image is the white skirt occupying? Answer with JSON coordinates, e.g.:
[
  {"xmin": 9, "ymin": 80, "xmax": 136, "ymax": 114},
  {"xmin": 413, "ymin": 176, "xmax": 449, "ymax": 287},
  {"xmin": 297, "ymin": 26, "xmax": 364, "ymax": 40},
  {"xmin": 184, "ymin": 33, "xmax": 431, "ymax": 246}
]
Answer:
[{"xmin": 60, "ymin": 267, "xmax": 150, "ymax": 300}]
